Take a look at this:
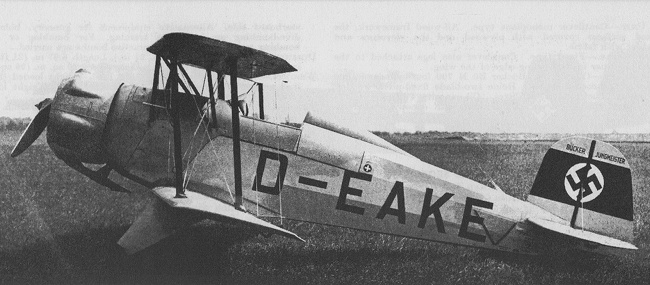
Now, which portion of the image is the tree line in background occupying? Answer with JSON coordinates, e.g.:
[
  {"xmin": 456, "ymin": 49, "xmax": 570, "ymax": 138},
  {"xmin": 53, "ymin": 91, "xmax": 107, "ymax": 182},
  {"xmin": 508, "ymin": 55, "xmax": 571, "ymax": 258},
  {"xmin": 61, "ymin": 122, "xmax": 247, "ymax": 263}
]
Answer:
[
  {"xmin": 1, "ymin": 117, "xmax": 646, "ymax": 142},
  {"xmin": 0, "ymin": 117, "xmax": 31, "ymax": 131}
]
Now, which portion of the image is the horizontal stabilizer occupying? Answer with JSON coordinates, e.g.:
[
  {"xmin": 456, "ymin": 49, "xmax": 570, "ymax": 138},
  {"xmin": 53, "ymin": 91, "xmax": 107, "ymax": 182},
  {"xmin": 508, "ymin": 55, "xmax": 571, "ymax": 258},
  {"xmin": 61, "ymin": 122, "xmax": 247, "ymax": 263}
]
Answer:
[
  {"xmin": 527, "ymin": 217, "xmax": 637, "ymax": 250},
  {"xmin": 152, "ymin": 187, "xmax": 304, "ymax": 242}
]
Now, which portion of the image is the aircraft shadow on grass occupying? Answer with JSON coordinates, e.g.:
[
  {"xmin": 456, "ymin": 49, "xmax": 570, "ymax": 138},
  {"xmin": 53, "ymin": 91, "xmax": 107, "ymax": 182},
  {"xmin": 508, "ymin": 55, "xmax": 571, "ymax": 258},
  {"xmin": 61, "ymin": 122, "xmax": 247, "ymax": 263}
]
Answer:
[{"xmin": 1, "ymin": 221, "xmax": 641, "ymax": 284}]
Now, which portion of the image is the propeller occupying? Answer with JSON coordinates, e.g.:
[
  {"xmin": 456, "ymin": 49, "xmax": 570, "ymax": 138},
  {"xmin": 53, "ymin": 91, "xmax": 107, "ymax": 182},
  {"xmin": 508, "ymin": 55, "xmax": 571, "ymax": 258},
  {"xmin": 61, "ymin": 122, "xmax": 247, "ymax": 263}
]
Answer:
[
  {"xmin": 10, "ymin": 98, "xmax": 52, "ymax": 157},
  {"xmin": 9, "ymin": 69, "xmax": 130, "ymax": 193}
]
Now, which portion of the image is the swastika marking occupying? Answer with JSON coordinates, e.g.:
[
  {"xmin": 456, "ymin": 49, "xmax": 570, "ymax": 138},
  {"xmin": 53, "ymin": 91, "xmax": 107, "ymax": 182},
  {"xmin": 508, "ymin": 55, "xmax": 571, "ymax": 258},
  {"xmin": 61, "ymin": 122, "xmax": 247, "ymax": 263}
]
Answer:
[{"xmin": 564, "ymin": 163, "xmax": 604, "ymax": 203}]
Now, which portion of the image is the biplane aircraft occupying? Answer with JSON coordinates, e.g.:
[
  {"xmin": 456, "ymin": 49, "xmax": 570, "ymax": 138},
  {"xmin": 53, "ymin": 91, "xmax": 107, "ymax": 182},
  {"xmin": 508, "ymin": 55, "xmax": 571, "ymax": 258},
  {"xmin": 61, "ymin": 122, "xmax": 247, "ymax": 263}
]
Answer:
[{"xmin": 11, "ymin": 33, "xmax": 637, "ymax": 256}]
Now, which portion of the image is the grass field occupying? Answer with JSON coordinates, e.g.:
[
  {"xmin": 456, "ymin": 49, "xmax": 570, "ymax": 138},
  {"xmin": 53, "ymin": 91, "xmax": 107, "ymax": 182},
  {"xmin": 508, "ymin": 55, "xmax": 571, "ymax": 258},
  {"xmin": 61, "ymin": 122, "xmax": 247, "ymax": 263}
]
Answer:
[{"xmin": 1, "ymin": 131, "xmax": 649, "ymax": 284}]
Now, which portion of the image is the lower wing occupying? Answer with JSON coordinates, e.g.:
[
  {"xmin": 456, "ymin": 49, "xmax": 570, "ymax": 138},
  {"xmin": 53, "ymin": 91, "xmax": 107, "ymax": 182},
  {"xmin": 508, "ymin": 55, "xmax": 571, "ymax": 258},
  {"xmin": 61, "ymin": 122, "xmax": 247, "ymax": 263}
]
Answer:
[{"xmin": 118, "ymin": 187, "xmax": 303, "ymax": 254}]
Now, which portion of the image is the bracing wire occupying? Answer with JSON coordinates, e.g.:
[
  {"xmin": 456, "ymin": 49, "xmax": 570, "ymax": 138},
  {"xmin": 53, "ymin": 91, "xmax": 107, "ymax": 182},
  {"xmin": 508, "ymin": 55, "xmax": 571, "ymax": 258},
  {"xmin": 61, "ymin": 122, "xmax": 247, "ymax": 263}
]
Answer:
[
  {"xmin": 222, "ymin": 173, "xmax": 235, "ymax": 203},
  {"xmin": 197, "ymin": 71, "xmax": 234, "ymax": 200},
  {"xmin": 202, "ymin": 72, "xmax": 236, "ymax": 202},
  {"xmin": 156, "ymin": 63, "xmax": 174, "ymax": 175},
  {"xmin": 274, "ymin": 75, "xmax": 284, "ymax": 225},
  {"xmin": 167, "ymin": 65, "xmax": 291, "ymax": 214},
  {"xmin": 168, "ymin": 135, "xmax": 172, "ymax": 173},
  {"xmin": 183, "ymin": 110, "xmax": 210, "ymax": 189},
  {"xmin": 476, "ymin": 142, "xmax": 497, "ymax": 189},
  {"xmin": 174, "ymin": 67, "xmax": 222, "ymax": 193},
  {"xmin": 157, "ymin": 63, "xmax": 222, "ymax": 195},
  {"xmin": 476, "ymin": 126, "xmax": 506, "ymax": 193}
]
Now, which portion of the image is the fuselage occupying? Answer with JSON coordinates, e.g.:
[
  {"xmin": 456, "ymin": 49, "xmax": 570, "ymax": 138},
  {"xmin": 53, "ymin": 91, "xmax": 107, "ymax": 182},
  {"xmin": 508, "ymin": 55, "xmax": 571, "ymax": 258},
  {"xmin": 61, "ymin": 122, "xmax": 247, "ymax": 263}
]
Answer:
[
  {"xmin": 105, "ymin": 84, "xmax": 563, "ymax": 255},
  {"xmin": 195, "ymin": 117, "xmax": 565, "ymax": 254}
]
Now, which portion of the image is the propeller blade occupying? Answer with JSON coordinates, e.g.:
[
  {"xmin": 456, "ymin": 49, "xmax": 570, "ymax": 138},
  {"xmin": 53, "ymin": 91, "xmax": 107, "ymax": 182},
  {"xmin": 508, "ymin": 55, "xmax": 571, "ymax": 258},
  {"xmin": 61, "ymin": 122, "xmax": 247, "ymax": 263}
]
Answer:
[{"xmin": 11, "ymin": 99, "xmax": 52, "ymax": 157}]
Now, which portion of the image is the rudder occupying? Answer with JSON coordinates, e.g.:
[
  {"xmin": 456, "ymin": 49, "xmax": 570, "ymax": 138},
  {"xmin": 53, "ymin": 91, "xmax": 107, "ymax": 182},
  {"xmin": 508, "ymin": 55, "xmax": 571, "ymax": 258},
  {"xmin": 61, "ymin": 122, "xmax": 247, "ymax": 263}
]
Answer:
[{"xmin": 528, "ymin": 137, "xmax": 634, "ymax": 243}]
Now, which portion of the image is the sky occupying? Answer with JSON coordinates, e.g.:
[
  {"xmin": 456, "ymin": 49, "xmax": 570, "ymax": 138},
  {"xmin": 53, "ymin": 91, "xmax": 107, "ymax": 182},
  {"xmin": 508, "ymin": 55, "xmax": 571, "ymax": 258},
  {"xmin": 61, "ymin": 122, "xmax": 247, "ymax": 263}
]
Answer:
[{"xmin": 1, "ymin": 1, "xmax": 649, "ymax": 133}]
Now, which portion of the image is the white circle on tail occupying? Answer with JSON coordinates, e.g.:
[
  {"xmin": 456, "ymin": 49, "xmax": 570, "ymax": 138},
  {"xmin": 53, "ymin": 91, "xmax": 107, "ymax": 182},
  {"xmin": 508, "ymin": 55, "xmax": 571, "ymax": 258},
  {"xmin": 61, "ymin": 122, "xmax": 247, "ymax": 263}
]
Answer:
[{"xmin": 564, "ymin": 163, "xmax": 604, "ymax": 203}]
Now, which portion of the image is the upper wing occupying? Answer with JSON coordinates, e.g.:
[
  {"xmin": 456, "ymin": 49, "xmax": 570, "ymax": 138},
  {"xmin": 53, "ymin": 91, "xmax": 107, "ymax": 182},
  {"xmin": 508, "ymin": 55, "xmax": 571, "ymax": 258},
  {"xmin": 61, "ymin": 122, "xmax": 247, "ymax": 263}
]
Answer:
[{"xmin": 147, "ymin": 33, "xmax": 297, "ymax": 79}]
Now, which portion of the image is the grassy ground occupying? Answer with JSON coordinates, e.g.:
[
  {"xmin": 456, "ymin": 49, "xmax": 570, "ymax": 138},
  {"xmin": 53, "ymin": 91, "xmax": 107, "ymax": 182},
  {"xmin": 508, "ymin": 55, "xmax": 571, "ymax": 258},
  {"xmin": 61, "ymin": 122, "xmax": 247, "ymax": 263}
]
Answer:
[{"xmin": 1, "ymin": 131, "xmax": 648, "ymax": 284}]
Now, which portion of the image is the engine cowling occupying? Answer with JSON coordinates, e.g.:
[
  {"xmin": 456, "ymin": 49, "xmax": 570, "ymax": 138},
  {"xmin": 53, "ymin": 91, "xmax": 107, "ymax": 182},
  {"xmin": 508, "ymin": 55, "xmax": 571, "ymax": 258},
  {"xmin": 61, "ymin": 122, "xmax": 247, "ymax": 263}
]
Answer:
[
  {"xmin": 46, "ymin": 69, "xmax": 117, "ymax": 164},
  {"xmin": 14, "ymin": 68, "xmax": 209, "ymax": 186}
]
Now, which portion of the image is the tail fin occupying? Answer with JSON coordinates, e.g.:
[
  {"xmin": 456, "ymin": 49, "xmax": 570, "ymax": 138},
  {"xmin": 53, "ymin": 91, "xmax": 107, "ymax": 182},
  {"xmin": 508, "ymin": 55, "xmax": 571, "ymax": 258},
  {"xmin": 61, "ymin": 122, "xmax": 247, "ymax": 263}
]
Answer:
[{"xmin": 528, "ymin": 137, "xmax": 634, "ymax": 244}]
